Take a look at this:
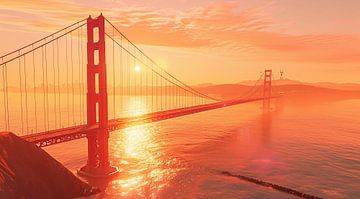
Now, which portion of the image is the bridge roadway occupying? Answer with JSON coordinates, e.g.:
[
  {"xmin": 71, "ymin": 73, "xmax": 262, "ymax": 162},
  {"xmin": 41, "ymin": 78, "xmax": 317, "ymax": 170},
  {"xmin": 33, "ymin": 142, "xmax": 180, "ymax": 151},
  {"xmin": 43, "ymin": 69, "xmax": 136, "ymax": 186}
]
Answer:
[{"xmin": 22, "ymin": 97, "xmax": 267, "ymax": 147}]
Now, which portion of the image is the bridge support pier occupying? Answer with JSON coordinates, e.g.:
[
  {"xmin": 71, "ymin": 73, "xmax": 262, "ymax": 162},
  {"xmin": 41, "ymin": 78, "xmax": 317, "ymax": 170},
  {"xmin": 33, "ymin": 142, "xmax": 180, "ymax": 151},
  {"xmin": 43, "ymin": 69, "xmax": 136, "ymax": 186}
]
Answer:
[{"xmin": 78, "ymin": 14, "xmax": 118, "ymax": 178}]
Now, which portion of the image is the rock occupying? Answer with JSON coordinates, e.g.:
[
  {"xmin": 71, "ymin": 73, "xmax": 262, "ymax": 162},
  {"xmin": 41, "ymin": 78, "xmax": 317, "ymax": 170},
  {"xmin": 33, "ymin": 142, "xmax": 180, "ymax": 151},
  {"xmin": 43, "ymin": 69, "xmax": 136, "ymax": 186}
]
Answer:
[{"xmin": 0, "ymin": 132, "xmax": 100, "ymax": 199}]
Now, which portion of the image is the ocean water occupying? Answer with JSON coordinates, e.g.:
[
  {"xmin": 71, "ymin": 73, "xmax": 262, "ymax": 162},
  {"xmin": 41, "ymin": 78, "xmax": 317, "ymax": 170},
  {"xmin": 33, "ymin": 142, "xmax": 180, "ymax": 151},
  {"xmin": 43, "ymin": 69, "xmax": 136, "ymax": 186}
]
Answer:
[{"xmin": 45, "ymin": 99, "xmax": 360, "ymax": 198}]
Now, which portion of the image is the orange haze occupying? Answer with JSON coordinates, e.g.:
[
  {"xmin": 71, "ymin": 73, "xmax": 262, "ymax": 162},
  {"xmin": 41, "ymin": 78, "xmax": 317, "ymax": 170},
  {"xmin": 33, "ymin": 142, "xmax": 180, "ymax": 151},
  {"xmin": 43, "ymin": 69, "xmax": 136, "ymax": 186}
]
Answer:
[{"xmin": 1, "ymin": 0, "xmax": 360, "ymax": 84}]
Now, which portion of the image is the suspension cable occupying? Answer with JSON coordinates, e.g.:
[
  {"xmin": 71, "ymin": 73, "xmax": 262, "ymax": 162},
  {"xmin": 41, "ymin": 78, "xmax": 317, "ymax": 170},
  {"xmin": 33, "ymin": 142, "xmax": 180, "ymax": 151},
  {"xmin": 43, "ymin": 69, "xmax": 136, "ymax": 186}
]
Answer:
[
  {"xmin": 105, "ymin": 33, "xmax": 212, "ymax": 104},
  {"xmin": 104, "ymin": 19, "xmax": 220, "ymax": 102},
  {"xmin": 232, "ymin": 72, "xmax": 264, "ymax": 100},
  {"xmin": 0, "ymin": 18, "xmax": 87, "ymax": 60},
  {"xmin": 0, "ymin": 23, "xmax": 87, "ymax": 67}
]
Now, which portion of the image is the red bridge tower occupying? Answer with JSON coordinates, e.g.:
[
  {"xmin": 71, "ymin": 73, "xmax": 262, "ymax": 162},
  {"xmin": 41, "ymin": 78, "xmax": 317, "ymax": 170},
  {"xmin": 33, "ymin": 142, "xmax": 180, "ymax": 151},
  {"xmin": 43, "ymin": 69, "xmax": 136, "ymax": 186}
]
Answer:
[
  {"xmin": 263, "ymin": 69, "xmax": 272, "ymax": 110},
  {"xmin": 79, "ymin": 14, "xmax": 118, "ymax": 177}
]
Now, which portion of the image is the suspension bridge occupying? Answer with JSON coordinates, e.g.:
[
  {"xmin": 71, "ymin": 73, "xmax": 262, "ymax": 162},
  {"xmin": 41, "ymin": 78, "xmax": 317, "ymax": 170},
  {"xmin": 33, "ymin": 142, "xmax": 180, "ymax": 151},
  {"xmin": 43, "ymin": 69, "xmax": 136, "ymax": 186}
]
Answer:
[{"xmin": 0, "ymin": 14, "xmax": 274, "ymax": 177}]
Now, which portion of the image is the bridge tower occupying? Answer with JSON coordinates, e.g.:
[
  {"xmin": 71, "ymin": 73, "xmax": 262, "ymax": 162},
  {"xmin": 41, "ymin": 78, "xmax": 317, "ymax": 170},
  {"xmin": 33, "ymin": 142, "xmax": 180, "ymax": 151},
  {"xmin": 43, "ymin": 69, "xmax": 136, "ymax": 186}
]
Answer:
[
  {"xmin": 79, "ymin": 14, "xmax": 118, "ymax": 177},
  {"xmin": 263, "ymin": 69, "xmax": 272, "ymax": 110}
]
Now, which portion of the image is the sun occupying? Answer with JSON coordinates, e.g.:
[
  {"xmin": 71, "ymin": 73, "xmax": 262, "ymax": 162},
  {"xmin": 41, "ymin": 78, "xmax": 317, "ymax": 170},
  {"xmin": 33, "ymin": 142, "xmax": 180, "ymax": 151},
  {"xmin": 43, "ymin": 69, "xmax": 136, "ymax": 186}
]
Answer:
[{"xmin": 134, "ymin": 64, "xmax": 141, "ymax": 72}]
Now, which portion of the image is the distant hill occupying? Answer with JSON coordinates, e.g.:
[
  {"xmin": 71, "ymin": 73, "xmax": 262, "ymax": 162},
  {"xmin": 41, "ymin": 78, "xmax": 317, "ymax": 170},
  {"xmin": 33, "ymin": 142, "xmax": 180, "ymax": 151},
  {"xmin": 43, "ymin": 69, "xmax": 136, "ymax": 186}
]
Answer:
[
  {"xmin": 194, "ymin": 81, "xmax": 360, "ymax": 103},
  {"xmin": 238, "ymin": 78, "xmax": 360, "ymax": 91},
  {"xmin": 312, "ymin": 82, "xmax": 360, "ymax": 91}
]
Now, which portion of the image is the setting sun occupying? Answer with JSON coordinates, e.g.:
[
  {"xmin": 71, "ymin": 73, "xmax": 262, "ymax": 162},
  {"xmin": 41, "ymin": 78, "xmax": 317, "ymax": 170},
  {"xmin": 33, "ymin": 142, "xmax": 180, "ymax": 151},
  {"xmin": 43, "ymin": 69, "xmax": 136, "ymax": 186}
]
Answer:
[{"xmin": 134, "ymin": 64, "xmax": 141, "ymax": 72}]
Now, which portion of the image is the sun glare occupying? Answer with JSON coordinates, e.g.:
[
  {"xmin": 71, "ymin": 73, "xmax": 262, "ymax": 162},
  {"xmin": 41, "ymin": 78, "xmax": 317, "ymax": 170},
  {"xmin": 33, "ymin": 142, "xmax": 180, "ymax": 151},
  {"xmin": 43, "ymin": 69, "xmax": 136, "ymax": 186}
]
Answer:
[{"xmin": 134, "ymin": 64, "xmax": 141, "ymax": 72}]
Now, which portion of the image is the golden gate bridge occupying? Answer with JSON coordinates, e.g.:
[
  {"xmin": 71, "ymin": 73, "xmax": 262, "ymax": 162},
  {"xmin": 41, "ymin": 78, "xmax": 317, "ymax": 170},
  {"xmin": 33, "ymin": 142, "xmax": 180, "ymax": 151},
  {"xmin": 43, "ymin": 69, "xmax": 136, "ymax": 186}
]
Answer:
[{"xmin": 0, "ymin": 14, "xmax": 274, "ymax": 177}]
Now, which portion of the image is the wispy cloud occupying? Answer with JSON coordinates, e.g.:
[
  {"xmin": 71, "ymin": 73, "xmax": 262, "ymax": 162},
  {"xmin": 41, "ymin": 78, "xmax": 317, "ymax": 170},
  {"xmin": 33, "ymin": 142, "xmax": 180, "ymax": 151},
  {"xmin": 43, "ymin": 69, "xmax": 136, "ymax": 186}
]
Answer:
[{"xmin": 1, "ymin": 0, "xmax": 360, "ymax": 63}]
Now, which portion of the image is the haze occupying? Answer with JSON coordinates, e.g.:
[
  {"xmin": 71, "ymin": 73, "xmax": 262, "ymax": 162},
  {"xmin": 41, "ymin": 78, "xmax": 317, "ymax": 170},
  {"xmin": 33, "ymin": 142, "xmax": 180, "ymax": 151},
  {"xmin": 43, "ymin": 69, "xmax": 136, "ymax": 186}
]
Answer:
[{"xmin": 1, "ymin": 0, "xmax": 360, "ymax": 84}]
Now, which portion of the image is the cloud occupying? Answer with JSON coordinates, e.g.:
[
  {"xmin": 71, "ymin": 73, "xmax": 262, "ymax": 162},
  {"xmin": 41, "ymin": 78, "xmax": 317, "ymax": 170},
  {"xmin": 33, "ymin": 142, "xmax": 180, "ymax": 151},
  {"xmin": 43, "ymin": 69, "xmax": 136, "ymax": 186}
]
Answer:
[
  {"xmin": 105, "ymin": 2, "xmax": 271, "ymax": 48},
  {"xmin": 1, "ymin": 0, "xmax": 360, "ymax": 63},
  {"xmin": 105, "ymin": 2, "xmax": 360, "ymax": 63}
]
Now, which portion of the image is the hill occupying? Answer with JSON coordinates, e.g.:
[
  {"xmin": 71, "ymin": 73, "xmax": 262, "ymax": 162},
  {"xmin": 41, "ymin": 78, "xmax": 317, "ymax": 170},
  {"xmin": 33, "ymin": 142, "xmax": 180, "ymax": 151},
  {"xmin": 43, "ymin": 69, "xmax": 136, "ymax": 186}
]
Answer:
[
  {"xmin": 195, "ymin": 83, "xmax": 360, "ymax": 103},
  {"xmin": 237, "ymin": 78, "xmax": 360, "ymax": 91},
  {"xmin": 0, "ymin": 132, "xmax": 100, "ymax": 199}
]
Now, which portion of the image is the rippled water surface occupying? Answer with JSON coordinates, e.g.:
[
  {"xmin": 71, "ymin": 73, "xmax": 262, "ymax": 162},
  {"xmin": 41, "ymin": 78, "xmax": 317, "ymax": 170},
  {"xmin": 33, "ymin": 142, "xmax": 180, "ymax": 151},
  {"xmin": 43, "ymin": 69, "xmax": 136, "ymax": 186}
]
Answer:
[{"xmin": 45, "ymin": 99, "xmax": 360, "ymax": 198}]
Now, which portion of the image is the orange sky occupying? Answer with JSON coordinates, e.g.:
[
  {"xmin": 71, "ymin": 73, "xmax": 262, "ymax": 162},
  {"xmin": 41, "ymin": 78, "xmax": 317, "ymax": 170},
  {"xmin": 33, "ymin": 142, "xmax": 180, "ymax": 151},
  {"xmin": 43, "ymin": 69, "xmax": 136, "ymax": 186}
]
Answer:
[{"xmin": 1, "ymin": 0, "xmax": 360, "ymax": 84}]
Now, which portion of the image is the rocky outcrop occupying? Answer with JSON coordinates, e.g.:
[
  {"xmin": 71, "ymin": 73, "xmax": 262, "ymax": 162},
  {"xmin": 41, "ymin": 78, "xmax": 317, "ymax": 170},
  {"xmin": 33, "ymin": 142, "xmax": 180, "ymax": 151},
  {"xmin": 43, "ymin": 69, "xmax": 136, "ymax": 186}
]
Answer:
[{"xmin": 0, "ymin": 132, "xmax": 100, "ymax": 199}]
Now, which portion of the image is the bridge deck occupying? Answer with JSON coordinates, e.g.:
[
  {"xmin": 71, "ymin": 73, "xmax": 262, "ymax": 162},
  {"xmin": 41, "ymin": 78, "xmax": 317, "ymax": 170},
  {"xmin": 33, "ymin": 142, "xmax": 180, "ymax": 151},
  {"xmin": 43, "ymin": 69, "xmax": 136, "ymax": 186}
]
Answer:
[{"xmin": 22, "ymin": 98, "xmax": 265, "ymax": 147}]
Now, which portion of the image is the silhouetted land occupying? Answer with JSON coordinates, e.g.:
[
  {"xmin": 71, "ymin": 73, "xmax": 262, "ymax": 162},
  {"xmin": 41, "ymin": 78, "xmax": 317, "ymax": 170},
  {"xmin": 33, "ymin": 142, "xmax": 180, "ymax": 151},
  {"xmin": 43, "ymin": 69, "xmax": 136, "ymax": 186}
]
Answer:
[
  {"xmin": 0, "ymin": 132, "xmax": 99, "ymax": 199},
  {"xmin": 196, "ymin": 81, "xmax": 360, "ymax": 103}
]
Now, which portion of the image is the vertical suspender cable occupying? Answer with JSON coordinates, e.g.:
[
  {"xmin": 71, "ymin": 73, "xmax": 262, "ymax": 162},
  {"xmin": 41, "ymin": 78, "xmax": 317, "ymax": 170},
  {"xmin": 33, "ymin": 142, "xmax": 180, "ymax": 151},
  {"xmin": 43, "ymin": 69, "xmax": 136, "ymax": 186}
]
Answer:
[
  {"xmin": 128, "ymin": 41, "xmax": 131, "ymax": 110},
  {"xmin": 41, "ymin": 46, "xmax": 46, "ymax": 131},
  {"xmin": 80, "ymin": 26, "xmax": 84, "ymax": 124},
  {"xmin": 70, "ymin": 32, "xmax": 75, "ymax": 125},
  {"xmin": 140, "ymin": 54, "xmax": 142, "ymax": 105},
  {"xmin": 177, "ymin": 85, "xmax": 179, "ymax": 108},
  {"xmin": 164, "ymin": 76, "xmax": 166, "ymax": 110},
  {"xmin": 167, "ymin": 79, "xmax": 169, "ymax": 110},
  {"xmin": 146, "ymin": 58, "xmax": 148, "ymax": 112},
  {"xmin": 185, "ymin": 86, "xmax": 187, "ymax": 107},
  {"xmin": 180, "ymin": 85, "xmax": 182, "ymax": 108},
  {"xmin": 163, "ymin": 73, "xmax": 165, "ymax": 110},
  {"xmin": 170, "ymin": 80, "xmax": 172, "ymax": 109},
  {"xmin": 173, "ymin": 84, "xmax": 175, "ymax": 109},
  {"xmin": 4, "ymin": 63, "xmax": 10, "ymax": 130},
  {"xmin": 1, "ymin": 59, "xmax": 7, "ymax": 131},
  {"xmin": 120, "ymin": 36, "xmax": 123, "ymax": 114},
  {"xmin": 56, "ymin": 39, "xmax": 61, "ymax": 127},
  {"xmin": 156, "ymin": 73, "xmax": 158, "ymax": 111},
  {"xmin": 179, "ymin": 85, "xmax": 181, "ymax": 108},
  {"xmin": 18, "ymin": 52, "xmax": 24, "ymax": 134},
  {"xmin": 127, "ymin": 40, "xmax": 130, "ymax": 115},
  {"xmin": 32, "ymin": 45, "xmax": 38, "ymax": 132},
  {"xmin": 44, "ymin": 43, "xmax": 50, "ymax": 131},
  {"xmin": 151, "ymin": 64, "xmax": 154, "ymax": 112},
  {"xmin": 165, "ymin": 77, "xmax": 167, "ymax": 110},
  {"xmin": 52, "ymin": 37, "xmax": 57, "ymax": 129},
  {"xmin": 24, "ymin": 54, "xmax": 29, "ymax": 134},
  {"xmin": 175, "ymin": 84, "xmax": 177, "ymax": 108},
  {"xmin": 134, "ymin": 49, "xmax": 136, "ymax": 97},
  {"xmin": 112, "ymin": 27, "xmax": 115, "ymax": 119},
  {"xmin": 183, "ymin": 87, "xmax": 185, "ymax": 108},
  {"xmin": 66, "ymin": 33, "xmax": 70, "ymax": 126},
  {"xmin": 170, "ymin": 83, "xmax": 172, "ymax": 109},
  {"xmin": 77, "ymin": 26, "xmax": 82, "ymax": 123},
  {"xmin": 160, "ymin": 72, "xmax": 163, "ymax": 111},
  {"xmin": 181, "ymin": 86, "xmax": 184, "ymax": 108}
]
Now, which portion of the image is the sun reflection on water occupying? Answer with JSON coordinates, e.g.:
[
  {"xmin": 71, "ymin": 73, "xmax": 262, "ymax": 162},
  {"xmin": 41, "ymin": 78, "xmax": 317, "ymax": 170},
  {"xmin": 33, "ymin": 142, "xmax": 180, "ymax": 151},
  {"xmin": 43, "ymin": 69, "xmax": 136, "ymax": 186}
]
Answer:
[
  {"xmin": 110, "ymin": 97, "xmax": 182, "ymax": 197},
  {"xmin": 121, "ymin": 96, "xmax": 149, "ymax": 117}
]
